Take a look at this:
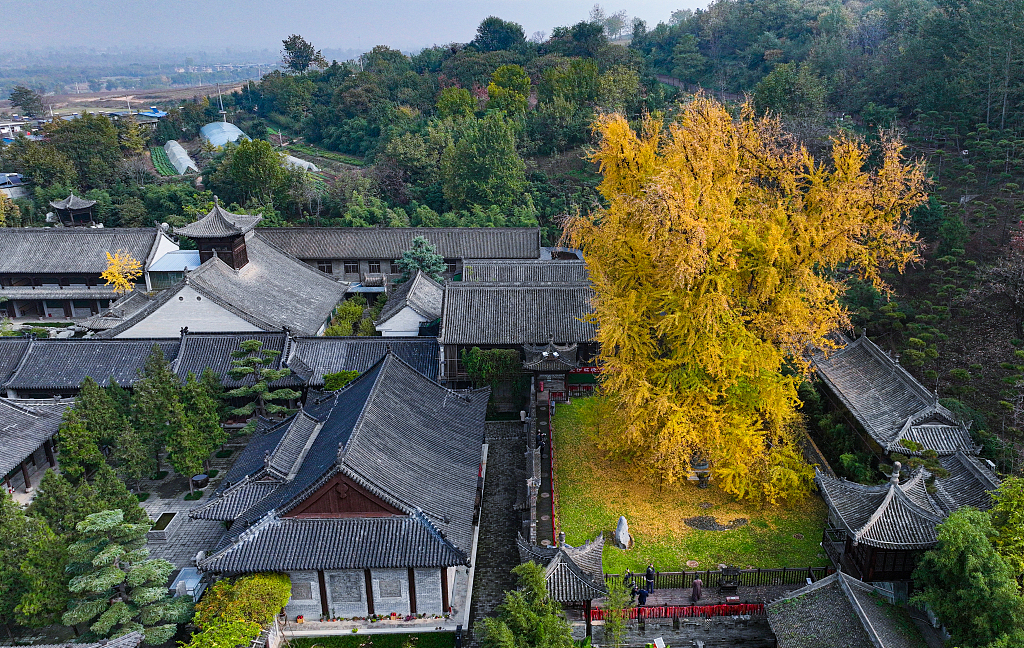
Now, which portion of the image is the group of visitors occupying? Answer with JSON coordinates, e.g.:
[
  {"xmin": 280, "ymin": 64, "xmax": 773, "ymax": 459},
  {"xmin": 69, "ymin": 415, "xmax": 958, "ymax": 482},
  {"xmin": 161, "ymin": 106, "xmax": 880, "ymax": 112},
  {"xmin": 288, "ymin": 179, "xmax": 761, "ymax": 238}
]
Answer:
[{"xmin": 624, "ymin": 564, "xmax": 703, "ymax": 606}]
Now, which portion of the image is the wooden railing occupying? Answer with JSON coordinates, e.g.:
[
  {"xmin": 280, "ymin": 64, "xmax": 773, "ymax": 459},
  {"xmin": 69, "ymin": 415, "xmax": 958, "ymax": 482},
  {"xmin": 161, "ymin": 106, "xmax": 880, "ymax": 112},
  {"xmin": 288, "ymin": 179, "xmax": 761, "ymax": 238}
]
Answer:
[
  {"xmin": 591, "ymin": 603, "xmax": 765, "ymax": 620},
  {"xmin": 609, "ymin": 566, "xmax": 833, "ymax": 590}
]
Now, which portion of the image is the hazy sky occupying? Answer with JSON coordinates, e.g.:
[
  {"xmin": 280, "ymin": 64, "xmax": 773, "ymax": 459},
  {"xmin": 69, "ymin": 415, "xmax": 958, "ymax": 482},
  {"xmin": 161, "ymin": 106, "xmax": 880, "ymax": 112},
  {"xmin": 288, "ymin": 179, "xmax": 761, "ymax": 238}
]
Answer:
[{"xmin": 7, "ymin": 0, "xmax": 709, "ymax": 53}]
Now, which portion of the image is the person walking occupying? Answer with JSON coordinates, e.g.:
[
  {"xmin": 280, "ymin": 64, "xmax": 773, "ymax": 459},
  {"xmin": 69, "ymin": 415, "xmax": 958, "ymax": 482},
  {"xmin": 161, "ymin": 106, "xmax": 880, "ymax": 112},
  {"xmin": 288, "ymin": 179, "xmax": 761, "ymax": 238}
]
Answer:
[
  {"xmin": 691, "ymin": 576, "xmax": 703, "ymax": 604},
  {"xmin": 645, "ymin": 563, "xmax": 656, "ymax": 593},
  {"xmin": 630, "ymin": 584, "xmax": 639, "ymax": 604},
  {"xmin": 637, "ymin": 588, "xmax": 649, "ymax": 606}
]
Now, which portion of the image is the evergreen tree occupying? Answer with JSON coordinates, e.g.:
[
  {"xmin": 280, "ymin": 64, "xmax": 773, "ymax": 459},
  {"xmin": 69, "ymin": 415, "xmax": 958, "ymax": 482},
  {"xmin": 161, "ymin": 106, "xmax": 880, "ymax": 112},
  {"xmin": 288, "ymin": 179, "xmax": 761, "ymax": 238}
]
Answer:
[
  {"xmin": 226, "ymin": 340, "xmax": 301, "ymax": 433},
  {"xmin": 106, "ymin": 379, "xmax": 132, "ymax": 419},
  {"xmin": 64, "ymin": 510, "xmax": 191, "ymax": 644},
  {"xmin": 0, "ymin": 490, "xmax": 30, "ymax": 634},
  {"xmin": 91, "ymin": 463, "xmax": 148, "ymax": 526},
  {"xmin": 112, "ymin": 419, "xmax": 153, "ymax": 492},
  {"xmin": 198, "ymin": 368, "xmax": 228, "ymax": 420},
  {"xmin": 56, "ymin": 409, "xmax": 105, "ymax": 485},
  {"xmin": 27, "ymin": 469, "xmax": 97, "ymax": 537},
  {"xmin": 912, "ymin": 508, "xmax": 1024, "ymax": 647},
  {"xmin": 395, "ymin": 235, "xmax": 446, "ymax": 282},
  {"xmin": 182, "ymin": 372, "xmax": 228, "ymax": 465},
  {"xmin": 990, "ymin": 476, "xmax": 1024, "ymax": 580},
  {"xmin": 132, "ymin": 346, "xmax": 181, "ymax": 471},
  {"xmin": 165, "ymin": 402, "xmax": 205, "ymax": 494},
  {"xmin": 481, "ymin": 562, "xmax": 574, "ymax": 648},
  {"xmin": 16, "ymin": 520, "xmax": 70, "ymax": 627}
]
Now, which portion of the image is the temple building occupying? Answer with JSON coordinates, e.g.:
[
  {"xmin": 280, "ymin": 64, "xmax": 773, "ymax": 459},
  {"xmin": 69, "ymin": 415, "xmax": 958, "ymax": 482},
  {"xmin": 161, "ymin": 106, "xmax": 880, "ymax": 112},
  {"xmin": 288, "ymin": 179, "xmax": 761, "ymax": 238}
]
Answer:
[
  {"xmin": 767, "ymin": 570, "xmax": 929, "ymax": 648},
  {"xmin": 437, "ymin": 280, "xmax": 598, "ymax": 392},
  {"xmin": 0, "ymin": 397, "xmax": 68, "ymax": 497},
  {"xmin": 191, "ymin": 353, "xmax": 488, "ymax": 625},
  {"xmin": 814, "ymin": 333, "xmax": 978, "ymax": 457},
  {"xmin": 49, "ymin": 193, "xmax": 97, "ymax": 227},
  {"xmin": 517, "ymin": 535, "xmax": 606, "ymax": 637},
  {"xmin": 95, "ymin": 203, "xmax": 348, "ymax": 338},
  {"xmin": 0, "ymin": 226, "xmax": 177, "ymax": 320},
  {"xmin": 818, "ymin": 455, "xmax": 999, "ymax": 588},
  {"xmin": 258, "ymin": 227, "xmax": 543, "ymax": 283},
  {"xmin": 374, "ymin": 270, "xmax": 443, "ymax": 337}
]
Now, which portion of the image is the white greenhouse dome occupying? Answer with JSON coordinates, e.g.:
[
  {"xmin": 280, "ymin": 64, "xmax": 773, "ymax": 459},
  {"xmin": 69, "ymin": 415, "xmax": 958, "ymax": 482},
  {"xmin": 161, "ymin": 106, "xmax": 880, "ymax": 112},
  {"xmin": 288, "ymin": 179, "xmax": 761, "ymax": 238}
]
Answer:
[
  {"xmin": 284, "ymin": 155, "xmax": 320, "ymax": 173},
  {"xmin": 200, "ymin": 122, "xmax": 250, "ymax": 148},
  {"xmin": 163, "ymin": 140, "xmax": 199, "ymax": 174}
]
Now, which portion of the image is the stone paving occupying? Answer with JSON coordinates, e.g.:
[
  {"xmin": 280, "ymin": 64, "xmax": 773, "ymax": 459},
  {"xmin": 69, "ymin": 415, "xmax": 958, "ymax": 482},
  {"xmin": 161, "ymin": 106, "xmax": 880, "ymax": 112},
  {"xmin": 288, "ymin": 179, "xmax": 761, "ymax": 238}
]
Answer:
[
  {"xmin": 139, "ymin": 440, "xmax": 248, "ymax": 569},
  {"xmin": 467, "ymin": 421, "xmax": 528, "ymax": 645}
]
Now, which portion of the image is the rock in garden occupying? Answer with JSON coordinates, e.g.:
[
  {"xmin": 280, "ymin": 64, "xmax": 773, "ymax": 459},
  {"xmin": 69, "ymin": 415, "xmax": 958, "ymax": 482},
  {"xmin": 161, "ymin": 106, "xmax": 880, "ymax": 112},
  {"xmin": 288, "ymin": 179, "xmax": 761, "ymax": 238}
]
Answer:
[{"xmin": 614, "ymin": 515, "xmax": 633, "ymax": 549}]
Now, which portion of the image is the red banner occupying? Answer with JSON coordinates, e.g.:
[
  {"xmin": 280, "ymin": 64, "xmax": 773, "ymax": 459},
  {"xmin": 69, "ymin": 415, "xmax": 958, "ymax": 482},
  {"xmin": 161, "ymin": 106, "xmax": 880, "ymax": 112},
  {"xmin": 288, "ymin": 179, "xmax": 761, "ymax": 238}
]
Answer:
[{"xmin": 589, "ymin": 603, "xmax": 765, "ymax": 620}]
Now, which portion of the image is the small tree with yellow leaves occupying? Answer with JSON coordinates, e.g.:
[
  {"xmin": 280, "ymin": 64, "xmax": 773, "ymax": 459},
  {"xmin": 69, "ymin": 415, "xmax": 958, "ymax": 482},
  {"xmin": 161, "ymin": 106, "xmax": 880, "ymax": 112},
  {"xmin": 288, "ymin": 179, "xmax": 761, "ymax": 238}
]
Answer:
[
  {"xmin": 101, "ymin": 250, "xmax": 142, "ymax": 294},
  {"xmin": 566, "ymin": 96, "xmax": 927, "ymax": 503}
]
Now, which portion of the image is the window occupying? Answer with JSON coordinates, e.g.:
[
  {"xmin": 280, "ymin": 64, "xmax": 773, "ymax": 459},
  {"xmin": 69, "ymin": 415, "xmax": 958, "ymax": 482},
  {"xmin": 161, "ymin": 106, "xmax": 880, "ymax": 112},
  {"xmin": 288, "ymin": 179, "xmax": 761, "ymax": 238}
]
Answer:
[
  {"xmin": 343, "ymin": 260, "xmax": 358, "ymax": 275},
  {"xmin": 290, "ymin": 581, "xmax": 313, "ymax": 601},
  {"xmin": 317, "ymin": 260, "xmax": 333, "ymax": 274},
  {"xmin": 445, "ymin": 259, "xmax": 458, "ymax": 275},
  {"xmin": 368, "ymin": 261, "xmax": 381, "ymax": 274}
]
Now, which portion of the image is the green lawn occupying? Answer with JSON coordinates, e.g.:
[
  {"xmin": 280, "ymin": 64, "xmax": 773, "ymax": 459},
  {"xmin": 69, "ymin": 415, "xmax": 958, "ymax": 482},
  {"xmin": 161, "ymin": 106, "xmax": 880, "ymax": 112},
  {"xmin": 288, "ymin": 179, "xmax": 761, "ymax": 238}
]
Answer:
[
  {"xmin": 552, "ymin": 399, "xmax": 829, "ymax": 574},
  {"xmin": 290, "ymin": 634, "xmax": 453, "ymax": 648}
]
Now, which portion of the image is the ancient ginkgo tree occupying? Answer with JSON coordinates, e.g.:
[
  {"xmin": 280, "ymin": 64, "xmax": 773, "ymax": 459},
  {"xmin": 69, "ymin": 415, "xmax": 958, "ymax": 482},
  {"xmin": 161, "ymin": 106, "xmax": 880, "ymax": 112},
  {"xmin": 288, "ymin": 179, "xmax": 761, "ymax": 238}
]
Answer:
[
  {"xmin": 100, "ymin": 250, "xmax": 142, "ymax": 295},
  {"xmin": 566, "ymin": 96, "xmax": 927, "ymax": 502}
]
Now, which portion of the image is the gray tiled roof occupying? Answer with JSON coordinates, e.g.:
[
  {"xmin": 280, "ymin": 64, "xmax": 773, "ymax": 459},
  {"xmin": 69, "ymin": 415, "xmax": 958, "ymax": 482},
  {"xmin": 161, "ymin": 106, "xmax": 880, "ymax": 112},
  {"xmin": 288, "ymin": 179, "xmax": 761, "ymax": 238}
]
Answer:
[
  {"xmin": 171, "ymin": 331, "xmax": 299, "ymax": 388},
  {"xmin": 194, "ymin": 353, "xmax": 487, "ymax": 574},
  {"xmin": 931, "ymin": 452, "xmax": 1000, "ymax": 514},
  {"xmin": 517, "ymin": 535, "xmax": 606, "ymax": 602},
  {"xmin": 199, "ymin": 513, "xmax": 467, "ymax": 572},
  {"xmin": 0, "ymin": 227, "xmax": 163, "ymax": 274},
  {"xmin": 49, "ymin": 193, "xmax": 96, "ymax": 210},
  {"xmin": 174, "ymin": 204, "xmax": 261, "ymax": 238},
  {"xmin": 191, "ymin": 480, "xmax": 281, "ymax": 521},
  {"xmin": 100, "ymin": 235, "xmax": 348, "ymax": 338},
  {"xmin": 0, "ymin": 398, "xmax": 70, "ymax": 475},
  {"xmin": 768, "ymin": 572, "xmax": 927, "ymax": 648},
  {"xmin": 816, "ymin": 468, "xmax": 944, "ymax": 549},
  {"xmin": 81, "ymin": 291, "xmax": 155, "ymax": 330},
  {"xmin": 5, "ymin": 338, "xmax": 180, "ymax": 391},
  {"xmin": 0, "ymin": 338, "xmax": 30, "ymax": 385},
  {"xmin": 0, "ymin": 286, "xmax": 121, "ymax": 301},
  {"xmin": 886, "ymin": 419, "xmax": 979, "ymax": 456},
  {"xmin": 376, "ymin": 270, "xmax": 443, "ymax": 326},
  {"xmin": 287, "ymin": 337, "xmax": 439, "ymax": 384},
  {"xmin": 462, "ymin": 260, "xmax": 589, "ymax": 283},
  {"xmin": 439, "ymin": 283, "xmax": 596, "ymax": 345},
  {"xmin": 259, "ymin": 227, "xmax": 542, "ymax": 260},
  {"xmin": 814, "ymin": 335, "xmax": 971, "ymax": 455}
]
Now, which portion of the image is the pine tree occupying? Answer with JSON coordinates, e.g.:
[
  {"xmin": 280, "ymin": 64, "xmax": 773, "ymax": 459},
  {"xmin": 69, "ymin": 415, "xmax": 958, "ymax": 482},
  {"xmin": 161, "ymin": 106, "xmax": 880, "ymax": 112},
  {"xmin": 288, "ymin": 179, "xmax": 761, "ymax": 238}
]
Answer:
[
  {"xmin": 198, "ymin": 368, "xmax": 228, "ymax": 420},
  {"xmin": 16, "ymin": 520, "xmax": 70, "ymax": 628},
  {"xmin": 131, "ymin": 346, "xmax": 181, "ymax": 471},
  {"xmin": 0, "ymin": 490, "xmax": 30, "ymax": 634},
  {"xmin": 481, "ymin": 562, "xmax": 574, "ymax": 648},
  {"xmin": 27, "ymin": 469, "xmax": 96, "ymax": 537},
  {"xmin": 91, "ymin": 463, "xmax": 148, "ymax": 526},
  {"xmin": 226, "ymin": 340, "xmax": 301, "ymax": 433},
  {"xmin": 395, "ymin": 235, "xmax": 446, "ymax": 281},
  {"xmin": 112, "ymin": 419, "xmax": 153, "ymax": 492},
  {"xmin": 165, "ymin": 402, "xmax": 205, "ymax": 494},
  {"xmin": 64, "ymin": 510, "xmax": 191, "ymax": 644},
  {"xmin": 182, "ymin": 372, "xmax": 227, "ymax": 466},
  {"xmin": 56, "ymin": 409, "xmax": 105, "ymax": 485}
]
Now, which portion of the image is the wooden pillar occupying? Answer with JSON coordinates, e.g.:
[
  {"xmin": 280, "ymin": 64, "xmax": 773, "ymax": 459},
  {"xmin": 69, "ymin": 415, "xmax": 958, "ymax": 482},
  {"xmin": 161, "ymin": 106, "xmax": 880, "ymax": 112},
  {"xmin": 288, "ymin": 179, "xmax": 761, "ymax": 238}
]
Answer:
[
  {"xmin": 364, "ymin": 569, "xmax": 375, "ymax": 616},
  {"xmin": 440, "ymin": 567, "xmax": 449, "ymax": 613},
  {"xmin": 20, "ymin": 460, "xmax": 31, "ymax": 490},
  {"xmin": 317, "ymin": 570, "xmax": 329, "ymax": 619},
  {"xmin": 584, "ymin": 600, "xmax": 592, "ymax": 638},
  {"xmin": 408, "ymin": 568, "xmax": 417, "ymax": 614},
  {"xmin": 44, "ymin": 439, "xmax": 55, "ymax": 467}
]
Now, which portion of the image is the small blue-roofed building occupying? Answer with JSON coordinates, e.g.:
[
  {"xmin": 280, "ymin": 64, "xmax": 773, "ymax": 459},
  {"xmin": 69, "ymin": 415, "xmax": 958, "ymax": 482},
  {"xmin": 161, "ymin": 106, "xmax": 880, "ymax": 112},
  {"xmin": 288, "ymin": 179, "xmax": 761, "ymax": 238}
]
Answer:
[
  {"xmin": 200, "ymin": 122, "xmax": 249, "ymax": 148},
  {"xmin": 147, "ymin": 249, "xmax": 201, "ymax": 290}
]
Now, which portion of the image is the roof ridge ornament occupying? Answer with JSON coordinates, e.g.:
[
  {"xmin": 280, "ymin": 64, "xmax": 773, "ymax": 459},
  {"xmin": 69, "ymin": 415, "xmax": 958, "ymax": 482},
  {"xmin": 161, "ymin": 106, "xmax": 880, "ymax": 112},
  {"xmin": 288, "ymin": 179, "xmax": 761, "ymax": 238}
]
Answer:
[{"xmin": 890, "ymin": 461, "xmax": 901, "ymax": 485}]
